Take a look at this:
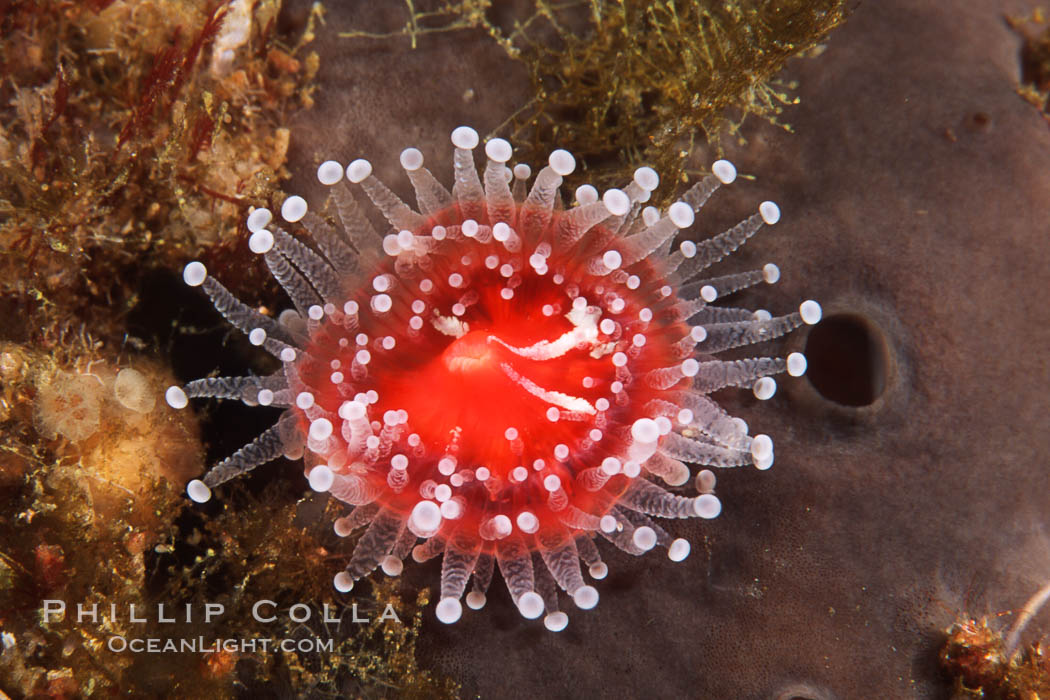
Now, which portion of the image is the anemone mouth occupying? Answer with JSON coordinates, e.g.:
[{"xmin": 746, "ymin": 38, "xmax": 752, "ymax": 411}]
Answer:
[
  {"xmin": 441, "ymin": 331, "xmax": 497, "ymax": 374},
  {"xmin": 170, "ymin": 127, "xmax": 818, "ymax": 629}
]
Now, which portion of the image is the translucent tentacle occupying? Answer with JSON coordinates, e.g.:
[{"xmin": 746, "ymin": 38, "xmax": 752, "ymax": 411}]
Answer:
[
  {"xmin": 201, "ymin": 423, "xmax": 286, "ymax": 487},
  {"xmin": 520, "ymin": 165, "xmax": 563, "ymax": 236},
  {"xmin": 618, "ymin": 216, "xmax": 681, "ymax": 267},
  {"xmin": 302, "ymin": 211, "xmax": 358, "ymax": 275},
  {"xmin": 667, "ymin": 391, "xmax": 750, "ymax": 449},
  {"xmin": 357, "ymin": 173, "xmax": 427, "ymax": 232},
  {"xmin": 575, "ymin": 535, "xmax": 603, "ymax": 573},
  {"xmin": 411, "ymin": 535, "xmax": 446, "ymax": 563},
  {"xmin": 597, "ymin": 508, "xmax": 647, "ymax": 555},
  {"xmin": 659, "ymin": 431, "xmax": 751, "ymax": 467},
  {"xmin": 679, "ymin": 304, "xmax": 757, "ymax": 324},
  {"xmin": 674, "ymin": 212, "xmax": 766, "ymax": 281},
  {"xmin": 533, "ymin": 552, "xmax": 561, "ymax": 614},
  {"xmin": 272, "ymin": 228, "xmax": 343, "ymax": 303},
  {"xmin": 343, "ymin": 509, "xmax": 405, "ymax": 580},
  {"xmin": 330, "ymin": 183, "xmax": 383, "ymax": 257},
  {"xmin": 692, "ymin": 269, "xmax": 767, "ymax": 301},
  {"xmin": 199, "ymin": 276, "xmax": 297, "ymax": 349},
  {"xmin": 640, "ymin": 451, "xmax": 690, "ymax": 486},
  {"xmin": 333, "ymin": 503, "xmax": 380, "ymax": 537},
  {"xmin": 183, "ymin": 375, "xmax": 269, "ymax": 403},
  {"xmin": 403, "ymin": 155, "xmax": 455, "ymax": 216},
  {"xmin": 452, "ymin": 145, "xmax": 486, "ymax": 222},
  {"xmin": 695, "ymin": 313, "xmax": 803, "ymax": 354},
  {"xmin": 620, "ymin": 478, "xmax": 703, "ymax": 518},
  {"xmin": 693, "ymin": 357, "xmax": 786, "ymax": 393},
  {"xmin": 483, "ymin": 158, "xmax": 516, "ymax": 226},
  {"xmin": 497, "ymin": 535, "xmax": 540, "ymax": 616},
  {"xmin": 538, "ymin": 530, "xmax": 588, "ymax": 597},
  {"xmin": 264, "ymin": 249, "xmax": 323, "ymax": 314},
  {"xmin": 329, "ymin": 471, "xmax": 385, "ymax": 505},
  {"xmin": 468, "ymin": 551, "xmax": 495, "ymax": 605},
  {"xmin": 556, "ymin": 201, "xmax": 613, "ymax": 248},
  {"xmin": 439, "ymin": 531, "xmax": 482, "ymax": 608}
]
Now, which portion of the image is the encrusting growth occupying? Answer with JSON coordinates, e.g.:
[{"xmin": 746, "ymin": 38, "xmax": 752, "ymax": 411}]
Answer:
[{"xmin": 167, "ymin": 126, "xmax": 820, "ymax": 630}]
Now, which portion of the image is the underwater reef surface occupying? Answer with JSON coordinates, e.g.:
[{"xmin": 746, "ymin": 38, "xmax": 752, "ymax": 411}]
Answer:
[
  {"xmin": 2, "ymin": 0, "xmax": 1047, "ymax": 697},
  {"xmin": 282, "ymin": 0, "xmax": 1050, "ymax": 697}
]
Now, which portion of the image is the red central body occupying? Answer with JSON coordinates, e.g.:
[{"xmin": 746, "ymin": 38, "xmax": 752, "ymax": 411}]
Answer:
[{"xmin": 293, "ymin": 201, "xmax": 689, "ymax": 545}]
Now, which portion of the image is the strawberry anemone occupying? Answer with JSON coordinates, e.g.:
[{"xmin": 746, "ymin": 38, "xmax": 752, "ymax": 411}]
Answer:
[{"xmin": 166, "ymin": 126, "xmax": 819, "ymax": 631}]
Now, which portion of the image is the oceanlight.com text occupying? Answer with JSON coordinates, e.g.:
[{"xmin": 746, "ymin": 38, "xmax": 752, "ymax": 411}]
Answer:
[{"xmin": 107, "ymin": 636, "xmax": 335, "ymax": 654}]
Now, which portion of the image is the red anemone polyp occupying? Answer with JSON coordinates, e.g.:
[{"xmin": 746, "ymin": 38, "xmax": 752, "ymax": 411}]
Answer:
[{"xmin": 166, "ymin": 126, "xmax": 820, "ymax": 631}]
